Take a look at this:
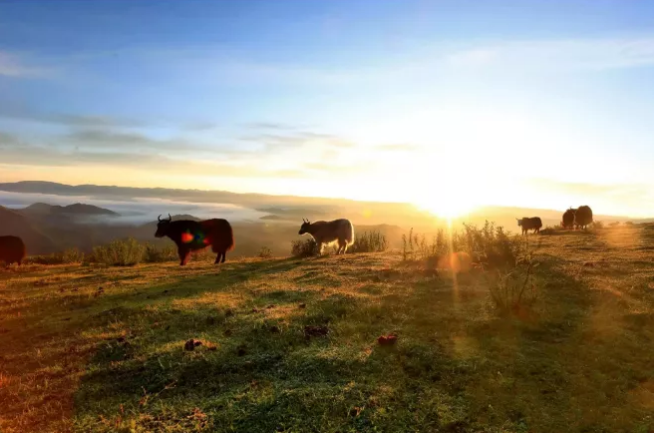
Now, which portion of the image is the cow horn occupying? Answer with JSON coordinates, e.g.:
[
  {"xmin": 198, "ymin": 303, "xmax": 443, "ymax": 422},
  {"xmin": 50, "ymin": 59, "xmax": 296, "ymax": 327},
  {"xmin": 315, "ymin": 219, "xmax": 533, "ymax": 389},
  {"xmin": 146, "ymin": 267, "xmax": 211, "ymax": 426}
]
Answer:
[
  {"xmin": 158, "ymin": 214, "xmax": 162, "ymax": 222},
  {"xmin": 168, "ymin": 213, "xmax": 172, "ymax": 221}
]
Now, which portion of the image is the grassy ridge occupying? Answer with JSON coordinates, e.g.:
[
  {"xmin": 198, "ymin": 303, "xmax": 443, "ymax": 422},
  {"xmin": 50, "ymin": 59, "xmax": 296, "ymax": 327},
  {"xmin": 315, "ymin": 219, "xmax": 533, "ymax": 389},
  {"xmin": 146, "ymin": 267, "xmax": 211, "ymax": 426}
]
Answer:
[{"xmin": 1, "ymin": 226, "xmax": 653, "ymax": 432}]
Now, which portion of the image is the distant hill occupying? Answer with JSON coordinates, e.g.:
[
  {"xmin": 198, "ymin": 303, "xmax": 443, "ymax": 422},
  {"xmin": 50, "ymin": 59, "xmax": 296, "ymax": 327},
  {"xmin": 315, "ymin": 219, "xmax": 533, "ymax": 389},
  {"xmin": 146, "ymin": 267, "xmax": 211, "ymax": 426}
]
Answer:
[
  {"xmin": 20, "ymin": 202, "xmax": 118, "ymax": 218},
  {"xmin": 0, "ymin": 206, "xmax": 58, "ymax": 254}
]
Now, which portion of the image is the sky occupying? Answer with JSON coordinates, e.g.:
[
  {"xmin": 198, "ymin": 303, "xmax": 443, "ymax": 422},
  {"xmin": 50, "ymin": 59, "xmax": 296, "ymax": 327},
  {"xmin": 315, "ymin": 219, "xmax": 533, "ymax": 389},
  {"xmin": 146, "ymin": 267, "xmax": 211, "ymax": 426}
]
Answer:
[{"xmin": 2, "ymin": 0, "xmax": 654, "ymax": 217}]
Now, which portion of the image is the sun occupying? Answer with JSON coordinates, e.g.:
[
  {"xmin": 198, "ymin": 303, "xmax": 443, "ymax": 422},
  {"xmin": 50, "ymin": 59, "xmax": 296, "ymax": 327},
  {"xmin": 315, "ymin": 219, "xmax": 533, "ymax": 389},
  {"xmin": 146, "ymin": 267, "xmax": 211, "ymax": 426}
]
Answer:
[
  {"xmin": 416, "ymin": 197, "xmax": 476, "ymax": 220},
  {"xmin": 414, "ymin": 185, "xmax": 478, "ymax": 220}
]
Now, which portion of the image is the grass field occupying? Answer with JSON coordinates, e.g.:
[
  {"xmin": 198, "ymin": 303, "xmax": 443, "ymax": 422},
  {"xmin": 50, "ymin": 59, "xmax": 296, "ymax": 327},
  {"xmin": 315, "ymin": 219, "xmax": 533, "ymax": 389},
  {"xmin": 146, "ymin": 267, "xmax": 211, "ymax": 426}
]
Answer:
[{"xmin": 1, "ymin": 225, "xmax": 654, "ymax": 432}]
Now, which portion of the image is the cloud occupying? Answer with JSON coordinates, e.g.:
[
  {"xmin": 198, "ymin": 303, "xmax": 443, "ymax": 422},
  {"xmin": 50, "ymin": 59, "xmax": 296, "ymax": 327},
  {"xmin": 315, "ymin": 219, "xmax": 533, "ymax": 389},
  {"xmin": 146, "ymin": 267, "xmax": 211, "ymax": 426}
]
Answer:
[
  {"xmin": 0, "ymin": 51, "xmax": 49, "ymax": 78},
  {"xmin": 240, "ymin": 130, "xmax": 356, "ymax": 152},
  {"xmin": 446, "ymin": 37, "xmax": 654, "ymax": 71},
  {"xmin": 375, "ymin": 143, "xmax": 421, "ymax": 152},
  {"xmin": 64, "ymin": 129, "xmax": 206, "ymax": 152},
  {"xmin": 182, "ymin": 121, "xmax": 219, "ymax": 131},
  {"xmin": 0, "ymin": 103, "xmax": 144, "ymax": 127},
  {"xmin": 446, "ymin": 49, "xmax": 498, "ymax": 68},
  {"xmin": 0, "ymin": 130, "xmax": 331, "ymax": 179},
  {"xmin": 245, "ymin": 122, "xmax": 297, "ymax": 131}
]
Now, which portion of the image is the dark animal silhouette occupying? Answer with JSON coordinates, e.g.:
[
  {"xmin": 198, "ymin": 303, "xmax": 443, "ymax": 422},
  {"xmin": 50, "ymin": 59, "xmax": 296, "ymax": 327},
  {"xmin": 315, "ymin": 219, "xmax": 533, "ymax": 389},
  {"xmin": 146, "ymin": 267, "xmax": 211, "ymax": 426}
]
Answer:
[
  {"xmin": 154, "ymin": 215, "xmax": 234, "ymax": 265},
  {"xmin": 562, "ymin": 208, "xmax": 577, "ymax": 229},
  {"xmin": 517, "ymin": 217, "xmax": 543, "ymax": 235},
  {"xmin": 298, "ymin": 218, "xmax": 354, "ymax": 255},
  {"xmin": 574, "ymin": 205, "xmax": 593, "ymax": 230},
  {"xmin": 0, "ymin": 236, "xmax": 26, "ymax": 265}
]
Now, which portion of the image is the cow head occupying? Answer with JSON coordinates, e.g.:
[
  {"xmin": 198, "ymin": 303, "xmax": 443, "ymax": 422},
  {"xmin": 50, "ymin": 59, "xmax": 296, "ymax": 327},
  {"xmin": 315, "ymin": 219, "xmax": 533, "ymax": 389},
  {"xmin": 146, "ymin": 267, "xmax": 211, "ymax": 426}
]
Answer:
[
  {"xmin": 517, "ymin": 218, "xmax": 523, "ymax": 227},
  {"xmin": 298, "ymin": 218, "xmax": 311, "ymax": 235},
  {"xmin": 155, "ymin": 214, "xmax": 173, "ymax": 238}
]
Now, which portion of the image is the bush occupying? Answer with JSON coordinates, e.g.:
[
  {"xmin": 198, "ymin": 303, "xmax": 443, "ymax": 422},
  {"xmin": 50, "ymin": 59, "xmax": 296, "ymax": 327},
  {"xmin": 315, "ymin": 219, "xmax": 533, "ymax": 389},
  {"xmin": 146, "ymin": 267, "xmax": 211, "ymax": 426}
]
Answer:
[
  {"xmin": 348, "ymin": 231, "xmax": 388, "ymax": 254},
  {"xmin": 455, "ymin": 222, "xmax": 521, "ymax": 269},
  {"xmin": 401, "ymin": 222, "xmax": 523, "ymax": 270},
  {"xmin": 258, "ymin": 246, "xmax": 273, "ymax": 259},
  {"xmin": 91, "ymin": 238, "xmax": 146, "ymax": 266},
  {"xmin": 291, "ymin": 239, "xmax": 317, "ymax": 258},
  {"xmin": 486, "ymin": 242, "xmax": 540, "ymax": 317},
  {"xmin": 28, "ymin": 248, "xmax": 85, "ymax": 265},
  {"xmin": 143, "ymin": 244, "xmax": 178, "ymax": 263},
  {"xmin": 593, "ymin": 221, "xmax": 605, "ymax": 230}
]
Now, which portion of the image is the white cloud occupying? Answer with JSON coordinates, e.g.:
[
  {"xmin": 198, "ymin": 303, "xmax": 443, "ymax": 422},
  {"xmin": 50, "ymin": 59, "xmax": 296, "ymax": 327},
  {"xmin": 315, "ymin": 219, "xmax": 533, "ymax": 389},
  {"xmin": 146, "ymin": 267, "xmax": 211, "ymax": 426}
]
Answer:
[
  {"xmin": 446, "ymin": 37, "xmax": 654, "ymax": 71},
  {"xmin": 0, "ymin": 51, "xmax": 48, "ymax": 78}
]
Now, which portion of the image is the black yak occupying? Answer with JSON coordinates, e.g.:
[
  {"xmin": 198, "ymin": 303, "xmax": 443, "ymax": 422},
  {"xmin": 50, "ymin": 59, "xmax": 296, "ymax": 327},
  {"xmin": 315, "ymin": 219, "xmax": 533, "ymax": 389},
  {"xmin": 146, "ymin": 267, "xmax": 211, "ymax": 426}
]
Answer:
[
  {"xmin": 298, "ymin": 218, "xmax": 354, "ymax": 255},
  {"xmin": 0, "ymin": 236, "xmax": 26, "ymax": 266},
  {"xmin": 562, "ymin": 208, "xmax": 576, "ymax": 229},
  {"xmin": 574, "ymin": 205, "xmax": 593, "ymax": 230},
  {"xmin": 154, "ymin": 215, "xmax": 234, "ymax": 265},
  {"xmin": 517, "ymin": 217, "xmax": 543, "ymax": 235}
]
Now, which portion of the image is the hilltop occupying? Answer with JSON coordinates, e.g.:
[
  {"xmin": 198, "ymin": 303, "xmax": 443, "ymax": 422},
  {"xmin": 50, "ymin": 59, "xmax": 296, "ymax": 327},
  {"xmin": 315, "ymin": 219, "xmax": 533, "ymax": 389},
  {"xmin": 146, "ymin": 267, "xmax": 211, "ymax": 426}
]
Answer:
[
  {"xmin": 20, "ymin": 202, "xmax": 118, "ymax": 217},
  {"xmin": 1, "ymin": 225, "xmax": 653, "ymax": 433}
]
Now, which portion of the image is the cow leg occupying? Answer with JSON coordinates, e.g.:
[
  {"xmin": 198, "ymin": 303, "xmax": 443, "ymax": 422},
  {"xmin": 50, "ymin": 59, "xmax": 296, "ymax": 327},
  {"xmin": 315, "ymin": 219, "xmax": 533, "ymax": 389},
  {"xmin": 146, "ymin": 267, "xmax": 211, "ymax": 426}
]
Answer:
[
  {"xmin": 178, "ymin": 247, "xmax": 190, "ymax": 266},
  {"xmin": 214, "ymin": 253, "xmax": 221, "ymax": 265},
  {"xmin": 316, "ymin": 242, "xmax": 323, "ymax": 257},
  {"xmin": 221, "ymin": 251, "xmax": 226, "ymax": 263}
]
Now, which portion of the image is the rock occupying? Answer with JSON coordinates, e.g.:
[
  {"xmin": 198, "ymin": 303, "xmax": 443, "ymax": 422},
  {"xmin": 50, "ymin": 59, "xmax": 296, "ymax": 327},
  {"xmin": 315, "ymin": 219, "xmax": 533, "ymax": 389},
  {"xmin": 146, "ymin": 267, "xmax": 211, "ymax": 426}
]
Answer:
[
  {"xmin": 269, "ymin": 325, "xmax": 281, "ymax": 333},
  {"xmin": 194, "ymin": 340, "xmax": 203, "ymax": 347},
  {"xmin": 299, "ymin": 303, "xmax": 307, "ymax": 309},
  {"xmin": 377, "ymin": 334, "xmax": 398, "ymax": 346},
  {"xmin": 184, "ymin": 339, "xmax": 196, "ymax": 351},
  {"xmin": 304, "ymin": 325, "xmax": 329, "ymax": 338}
]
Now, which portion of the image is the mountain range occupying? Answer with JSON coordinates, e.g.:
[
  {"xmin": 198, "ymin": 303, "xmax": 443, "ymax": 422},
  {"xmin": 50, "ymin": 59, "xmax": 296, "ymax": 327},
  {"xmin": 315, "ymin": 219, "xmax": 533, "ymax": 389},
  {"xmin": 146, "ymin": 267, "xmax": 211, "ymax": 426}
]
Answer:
[{"xmin": 0, "ymin": 180, "xmax": 646, "ymax": 257}]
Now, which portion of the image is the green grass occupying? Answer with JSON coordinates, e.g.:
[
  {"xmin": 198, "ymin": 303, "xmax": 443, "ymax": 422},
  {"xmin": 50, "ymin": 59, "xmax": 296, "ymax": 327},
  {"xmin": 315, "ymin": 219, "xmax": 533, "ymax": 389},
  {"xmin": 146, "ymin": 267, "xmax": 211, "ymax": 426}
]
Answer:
[{"xmin": 1, "ymin": 225, "xmax": 654, "ymax": 432}]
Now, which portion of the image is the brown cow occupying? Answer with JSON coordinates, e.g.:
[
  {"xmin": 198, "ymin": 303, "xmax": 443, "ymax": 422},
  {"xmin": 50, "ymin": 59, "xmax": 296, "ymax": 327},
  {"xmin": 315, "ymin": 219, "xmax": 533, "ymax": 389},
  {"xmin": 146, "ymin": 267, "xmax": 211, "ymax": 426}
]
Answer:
[
  {"xmin": 154, "ymin": 215, "xmax": 234, "ymax": 265},
  {"xmin": 574, "ymin": 205, "xmax": 593, "ymax": 230},
  {"xmin": 562, "ymin": 208, "xmax": 576, "ymax": 230},
  {"xmin": 517, "ymin": 217, "xmax": 543, "ymax": 235},
  {"xmin": 0, "ymin": 236, "xmax": 26, "ymax": 266}
]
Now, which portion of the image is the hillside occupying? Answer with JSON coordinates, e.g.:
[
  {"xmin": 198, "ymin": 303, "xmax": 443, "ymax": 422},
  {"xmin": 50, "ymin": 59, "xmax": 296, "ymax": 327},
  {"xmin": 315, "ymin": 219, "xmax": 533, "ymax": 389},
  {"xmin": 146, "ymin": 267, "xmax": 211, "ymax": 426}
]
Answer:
[
  {"xmin": 0, "ymin": 206, "xmax": 58, "ymax": 254},
  {"xmin": 19, "ymin": 202, "xmax": 118, "ymax": 219},
  {"xmin": 1, "ymin": 225, "xmax": 653, "ymax": 432}
]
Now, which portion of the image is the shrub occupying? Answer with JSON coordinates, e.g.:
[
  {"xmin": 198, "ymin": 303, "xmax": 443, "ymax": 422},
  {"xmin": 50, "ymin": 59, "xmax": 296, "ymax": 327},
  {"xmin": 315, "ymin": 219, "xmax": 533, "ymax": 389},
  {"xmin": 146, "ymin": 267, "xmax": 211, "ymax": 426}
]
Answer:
[
  {"xmin": 258, "ymin": 246, "xmax": 273, "ymax": 259},
  {"xmin": 28, "ymin": 248, "xmax": 85, "ymax": 265},
  {"xmin": 348, "ymin": 231, "xmax": 388, "ymax": 254},
  {"xmin": 486, "ymin": 242, "xmax": 540, "ymax": 317},
  {"xmin": 291, "ymin": 239, "xmax": 317, "ymax": 258},
  {"xmin": 143, "ymin": 244, "xmax": 178, "ymax": 263},
  {"xmin": 454, "ymin": 222, "xmax": 520, "ymax": 269},
  {"xmin": 91, "ymin": 238, "xmax": 146, "ymax": 266},
  {"xmin": 593, "ymin": 221, "xmax": 605, "ymax": 230}
]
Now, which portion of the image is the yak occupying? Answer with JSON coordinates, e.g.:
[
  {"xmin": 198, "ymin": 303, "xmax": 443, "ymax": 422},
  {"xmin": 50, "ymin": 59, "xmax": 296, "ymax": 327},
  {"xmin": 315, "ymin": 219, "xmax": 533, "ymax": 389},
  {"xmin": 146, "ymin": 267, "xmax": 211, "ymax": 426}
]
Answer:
[
  {"xmin": 0, "ymin": 236, "xmax": 26, "ymax": 266},
  {"xmin": 562, "ymin": 208, "xmax": 577, "ymax": 230},
  {"xmin": 574, "ymin": 205, "xmax": 593, "ymax": 230},
  {"xmin": 154, "ymin": 214, "xmax": 234, "ymax": 266},
  {"xmin": 517, "ymin": 217, "xmax": 543, "ymax": 235},
  {"xmin": 298, "ymin": 218, "xmax": 354, "ymax": 256}
]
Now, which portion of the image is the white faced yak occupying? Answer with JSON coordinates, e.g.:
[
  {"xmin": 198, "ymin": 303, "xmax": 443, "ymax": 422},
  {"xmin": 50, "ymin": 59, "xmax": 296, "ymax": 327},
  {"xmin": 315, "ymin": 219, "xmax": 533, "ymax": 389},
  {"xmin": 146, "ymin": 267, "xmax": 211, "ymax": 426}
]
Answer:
[{"xmin": 298, "ymin": 218, "xmax": 354, "ymax": 256}]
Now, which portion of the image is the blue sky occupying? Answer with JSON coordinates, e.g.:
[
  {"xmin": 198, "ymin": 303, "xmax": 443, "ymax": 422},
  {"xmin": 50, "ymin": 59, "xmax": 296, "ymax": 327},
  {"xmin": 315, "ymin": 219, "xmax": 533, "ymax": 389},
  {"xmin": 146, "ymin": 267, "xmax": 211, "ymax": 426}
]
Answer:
[{"xmin": 2, "ymin": 0, "xmax": 654, "ymax": 216}]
